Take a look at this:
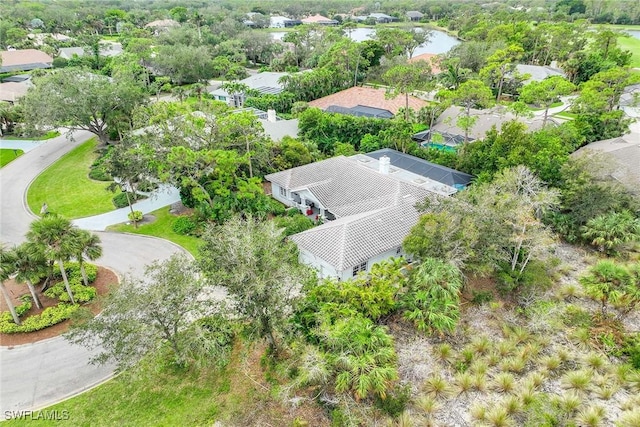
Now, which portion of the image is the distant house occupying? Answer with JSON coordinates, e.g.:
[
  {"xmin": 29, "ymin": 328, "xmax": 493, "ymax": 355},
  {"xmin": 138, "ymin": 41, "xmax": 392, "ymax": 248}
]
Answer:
[
  {"xmin": 368, "ymin": 13, "xmax": 399, "ymax": 23},
  {"xmin": 0, "ymin": 80, "xmax": 31, "ymax": 103},
  {"xmin": 514, "ymin": 64, "xmax": 566, "ymax": 84},
  {"xmin": 209, "ymin": 72, "xmax": 291, "ymax": 107},
  {"xmin": 234, "ymin": 107, "xmax": 299, "ymax": 141},
  {"xmin": 308, "ymin": 86, "xmax": 428, "ymax": 118},
  {"xmin": 573, "ymin": 133, "xmax": 640, "ymax": 192},
  {"xmin": 406, "ymin": 11, "xmax": 424, "ymax": 21},
  {"xmin": 408, "ymin": 53, "xmax": 442, "ymax": 74},
  {"xmin": 301, "ymin": 14, "xmax": 338, "ymax": 25},
  {"xmin": 58, "ymin": 42, "xmax": 123, "ymax": 60},
  {"xmin": 269, "ymin": 16, "xmax": 302, "ymax": 28},
  {"xmin": 265, "ymin": 149, "xmax": 471, "ymax": 280},
  {"xmin": 0, "ymin": 49, "xmax": 53, "ymax": 73},
  {"xmin": 144, "ymin": 19, "xmax": 180, "ymax": 34},
  {"xmin": 412, "ymin": 105, "xmax": 555, "ymax": 146}
]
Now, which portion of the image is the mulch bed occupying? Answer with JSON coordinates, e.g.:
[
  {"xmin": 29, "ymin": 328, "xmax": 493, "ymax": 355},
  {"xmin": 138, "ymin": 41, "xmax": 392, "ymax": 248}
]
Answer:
[{"xmin": 0, "ymin": 267, "xmax": 118, "ymax": 347}]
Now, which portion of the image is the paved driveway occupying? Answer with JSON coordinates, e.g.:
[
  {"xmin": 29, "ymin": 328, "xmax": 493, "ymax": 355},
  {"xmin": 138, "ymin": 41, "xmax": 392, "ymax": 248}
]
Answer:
[{"xmin": 0, "ymin": 131, "xmax": 187, "ymax": 412}]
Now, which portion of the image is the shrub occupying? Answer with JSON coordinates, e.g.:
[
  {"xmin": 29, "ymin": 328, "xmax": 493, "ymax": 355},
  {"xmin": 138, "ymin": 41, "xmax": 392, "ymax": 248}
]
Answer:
[
  {"xmin": 128, "ymin": 210, "xmax": 143, "ymax": 222},
  {"xmin": 472, "ymin": 290, "xmax": 493, "ymax": 305},
  {"xmin": 172, "ymin": 216, "xmax": 197, "ymax": 235},
  {"xmin": 44, "ymin": 281, "xmax": 97, "ymax": 303},
  {"xmin": 53, "ymin": 262, "xmax": 98, "ymax": 284},
  {"xmin": 267, "ymin": 198, "xmax": 286, "ymax": 216},
  {"xmin": 374, "ymin": 384, "xmax": 411, "ymax": 418},
  {"xmin": 112, "ymin": 192, "xmax": 146, "ymax": 208},
  {"xmin": 273, "ymin": 214, "xmax": 314, "ymax": 237},
  {"xmin": 89, "ymin": 167, "xmax": 112, "ymax": 181},
  {"xmin": 0, "ymin": 304, "xmax": 79, "ymax": 333}
]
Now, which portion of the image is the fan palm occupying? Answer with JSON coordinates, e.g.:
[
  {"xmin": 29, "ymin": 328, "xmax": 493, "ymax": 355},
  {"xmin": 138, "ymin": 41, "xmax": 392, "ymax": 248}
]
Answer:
[
  {"xmin": 13, "ymin": 242, "xmax": 47, "ymax": 309},
  {"xmin": 0, "ymin": 244, "xmax": 20, "ymax": 324},
  {"xmin": 71, "ymin": 229, "xmax": 102, "ymax": 286},
  {"xmin": 27, "ymin": 215, "xmax": 77, "ymax": 304}
]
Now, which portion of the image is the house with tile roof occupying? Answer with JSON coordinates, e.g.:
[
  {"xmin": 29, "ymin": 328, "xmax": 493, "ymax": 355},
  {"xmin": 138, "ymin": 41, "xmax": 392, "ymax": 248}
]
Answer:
[
  {"xmin": 308, "ymin": 86, "xmax": 428, "ymax": 118},
  {"xmin": 0, "ymin": 49, "xmax": 53, "ymax": 73},
  {"xmin": 265, "ymin": 150, "xmax": 471, "ymax": 280},
  {"xmin": 413, "ymin": 105, "xmax": 555, "ymax": 146},
  {"xmin": 301, "ymin": 14, "xmax": 338, "ymax": 25},
  {"xmin": 408, "ymin": 53, "xmax": 442, "ymax": 74},
  {"xmin": 406, "ymin": 11, "xmax": 424, "ymax": 21}
]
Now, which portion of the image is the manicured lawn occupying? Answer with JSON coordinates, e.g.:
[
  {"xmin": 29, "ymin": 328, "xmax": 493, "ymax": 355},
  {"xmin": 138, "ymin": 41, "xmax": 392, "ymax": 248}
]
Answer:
[
  {"xmin": 618, "ymin": 35, "xmax": 640, "ymax": 67},
  {"xmin": 27, "ymin": 138, "xmax": 118, "ymax": 219},
  {"xmin": 108, "ymin": 207, "xmax": 201, "ymax": 256},
  {"xmin": 554, "ymin": 111, "xmax": 578, "ymax": 119},
  {"xmin": 0, "ymin": 148, "xmax": 23, "ymax": 167}
]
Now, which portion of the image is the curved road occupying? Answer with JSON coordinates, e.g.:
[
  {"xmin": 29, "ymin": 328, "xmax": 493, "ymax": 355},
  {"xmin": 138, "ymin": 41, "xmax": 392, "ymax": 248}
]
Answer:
[{"xmin": 0, "ymin": 131, "xmax": 187, "ymax": 412}]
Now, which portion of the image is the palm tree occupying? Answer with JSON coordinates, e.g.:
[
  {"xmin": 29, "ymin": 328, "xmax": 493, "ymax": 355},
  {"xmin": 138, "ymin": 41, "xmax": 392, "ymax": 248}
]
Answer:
[
  {"xmin": 71, "ymin": 230, "xmax": 102, "ymax": 287},
  {"xmin": 13, "ymin": 242, "xmax": 47, "ymax": 309},
  {"xmin": 0, "ymin": 244, "xmax": 20, "ymax": 325},
  {"xmin": 27, "ymin": 215, "xmax": 77, "ymax": 304}
]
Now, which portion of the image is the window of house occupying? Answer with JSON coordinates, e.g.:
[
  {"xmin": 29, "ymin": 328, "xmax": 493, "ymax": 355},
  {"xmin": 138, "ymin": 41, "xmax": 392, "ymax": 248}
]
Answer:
[
  {"xmin": 279, "ymin": 187, "xmax": 286, "ymax": 197},
  {"xmin": 352, "ymin": 260, "xmax": 367, "ymax": 276}
]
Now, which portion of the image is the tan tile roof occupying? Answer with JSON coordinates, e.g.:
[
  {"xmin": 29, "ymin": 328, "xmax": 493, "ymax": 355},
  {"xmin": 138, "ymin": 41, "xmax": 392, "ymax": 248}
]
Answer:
[
  {"xmin": 0, "ymin": 81, "xmax": 31, "ymax": 102},
  {"xmin": 408, "ymin": 53, "xmax": 442, "ymax": 74},
  {"xmin": 0, "ymin": 49, "xmax": 53, "ymax": 67},
  {"xmin": 308, "ymin": 86, "xmax": 428, "ymax": 115},
  {"xmin": 145, "ymin": 19, "xmax": 180, "ymax": 28},
  {"xmin": 301, "ymin": 14, "xmax": 337, "ymax": 24}
]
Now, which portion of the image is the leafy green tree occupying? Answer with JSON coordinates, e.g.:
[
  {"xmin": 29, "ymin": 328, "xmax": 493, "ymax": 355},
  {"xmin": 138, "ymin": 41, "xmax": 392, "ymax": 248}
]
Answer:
[
  {"xmin": 374, "ymin": 27, "xmax": 414, "ymax": 59},
  {"xmin": 403, "ymin": 258, "xmax": 463, "ymax": 336},
  {"xmin": 580, "ymin": 260, "xmax": 633, "ymax": 316},
  {"xmin": 581, "ymin": 211, "xmax": 640, "ymax": 255},
  {"xmin": 383, "ymin": 62, "xmax": 433, "ymax": 121},
  {"xmin": 519, "ymin": 76, "xmax": 575, "ymax": 126},
  {"xmin": 440, "ymin": 79, "xmax": 494, "ymax": 142},
  {"xmin": 67, "ymin": 254, "xmax": 231, "ymax": 369},
  {"xmin": 0, "ymin": 244, "xmax": 20, "ymax": 325},
  {"xmin": 198, "ymin": 216, "xmax": 313, "ymax": 353},
  {"xmin": 20, "ymin": 69, "xmax": 147, "ymax": 145},
  {"xmin": 479, "ymin": 44, "xmax": 525, "ymax": 101},
  {"xmin": 152, "ymin": 44, "xmax": 214, "ymax": 85},
  {"xmin": 12, "ymin": 242, "xmax": 46, "ymax": 309},
  {"xmin": 27, "ymin": 215, "xmax": 78, "ymax": 304}
]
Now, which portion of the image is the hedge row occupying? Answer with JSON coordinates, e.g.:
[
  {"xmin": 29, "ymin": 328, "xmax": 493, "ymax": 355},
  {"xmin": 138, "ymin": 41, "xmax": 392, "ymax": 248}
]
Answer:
[{"xmin": 0, "ymin": 303, "xmax": 79, "ymax": 334}]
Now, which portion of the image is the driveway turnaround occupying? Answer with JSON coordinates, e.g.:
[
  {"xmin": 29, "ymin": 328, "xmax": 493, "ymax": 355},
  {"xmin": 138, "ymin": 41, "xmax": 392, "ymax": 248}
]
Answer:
[{"xmin": 0, "ymin": 131, "xmax": 187, "ymax": 413}]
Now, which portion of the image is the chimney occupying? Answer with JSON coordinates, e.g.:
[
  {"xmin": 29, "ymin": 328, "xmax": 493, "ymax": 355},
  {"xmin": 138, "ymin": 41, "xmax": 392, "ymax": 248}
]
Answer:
[
  {"xmin": 267, "ymin": 109, "xmax": 277, "ymax": 123},
  {"xmin": 379, "ymin": 155, "xmax": 390, "ymax": 174}
]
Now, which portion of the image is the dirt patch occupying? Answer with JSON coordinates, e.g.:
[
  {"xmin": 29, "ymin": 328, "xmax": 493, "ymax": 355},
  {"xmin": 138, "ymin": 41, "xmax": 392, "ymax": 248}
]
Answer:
[
  {"xmin": 0, "ymin": 267, "xmax": 118, "ymax": 347},
  {"xmin": 169, "ymin": 201, "xmax": 193, "ymax": 216}
]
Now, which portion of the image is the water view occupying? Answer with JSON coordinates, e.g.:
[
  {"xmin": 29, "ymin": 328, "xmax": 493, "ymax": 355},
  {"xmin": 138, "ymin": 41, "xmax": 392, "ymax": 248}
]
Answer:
[{"xmin": 270, "ymin": 27, "xmax": 460, "ymax": 55}]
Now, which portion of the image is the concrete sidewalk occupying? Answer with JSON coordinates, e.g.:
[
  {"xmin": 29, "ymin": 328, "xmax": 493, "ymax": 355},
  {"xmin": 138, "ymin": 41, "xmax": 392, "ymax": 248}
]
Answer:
[{"xmin": 72, "ymin": 184, "xmax": 181, "ymax": 231}]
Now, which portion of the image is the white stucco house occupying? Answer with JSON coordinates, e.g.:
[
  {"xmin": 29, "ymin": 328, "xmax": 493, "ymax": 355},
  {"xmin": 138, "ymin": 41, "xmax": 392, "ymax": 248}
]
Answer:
[{"xmin": 265, "ymin": 149, "xmax": 473, "ymax": 280}]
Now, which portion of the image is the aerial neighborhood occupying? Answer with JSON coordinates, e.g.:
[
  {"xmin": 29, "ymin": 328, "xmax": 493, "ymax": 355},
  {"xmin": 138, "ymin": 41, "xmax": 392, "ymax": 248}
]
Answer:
[{"xmin": 1, "ymin": 0, "xmax": 640, "ymax": 425}]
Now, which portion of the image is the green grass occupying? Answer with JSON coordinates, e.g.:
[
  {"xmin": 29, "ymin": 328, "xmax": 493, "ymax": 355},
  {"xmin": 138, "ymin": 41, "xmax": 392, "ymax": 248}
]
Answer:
[
  {"xmin": 2, "ymin": 357, "xmax": 229, "ymax": 426},
  {"xmin": 554, "ymin": 111, "xmax": 578, "ymax": 119},
  {"xmin": 3, "ymin": 130, "xmax": 60, "ymax": 140},
  {"xmin": 27, "ymin": 138, "xmax": 118, "ymax": 219},
  {"xmin": 618, "ymin": 35, "xmax": 640, "ymax": 68},
  {"xmin": 108, "ymin": 207, "xmax": 201, "ymax": 256},
  {"xmin": 0, "ymin": 148, "xmax": 23, "ymax": 167}
]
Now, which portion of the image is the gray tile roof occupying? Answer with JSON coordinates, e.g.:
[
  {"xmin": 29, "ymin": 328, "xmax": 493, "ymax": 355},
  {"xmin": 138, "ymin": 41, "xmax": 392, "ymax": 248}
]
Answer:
[
  {"xmin": 432, "ymin": 106, "xmax": 552, "ymax": 141},
  {"xmin": 515, "ymin": 64, "xmax": 566, "ymax": 83},
  {"xmin": 574, "ymin": 133, "xmax": 640, "ymax": 188},
  {"xmin": 291, "ymin": 192, "xmax": 427, "ymax": 271}
]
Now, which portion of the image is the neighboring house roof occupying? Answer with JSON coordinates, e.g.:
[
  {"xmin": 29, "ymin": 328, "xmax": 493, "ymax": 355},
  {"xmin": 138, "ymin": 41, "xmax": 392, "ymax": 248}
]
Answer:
[
  {"xmin": 573, "ymin": 133, "xmax": 640, "ymax": 190},
  {"xmin": 365, "ymin": 148, "xmax": 474, "ymax": 188},
  {"xmin": 259, "ymin": 118, "xmax": 299, "ymax": 141},
  {"xmin": 209, "ymin": 71, "xmax": 290, "ymax": 98},
  {"xmin": 406, "ymin": 11, "xmax": 424, "ymax": 18},
  {"xmin": 0, "ymin": 81, "xmax": 31, "ymax": 102},
  {"xmin": 308, "ymin": 86, "xmax": 428, "ymax": 116},
  {"xmin": 369, "ymin": 13, "xmax": 396, "ymax": 20},
  {"xmin": 325, "ymin": 105, "xmax": 394, "ymax": 119},
  {"xmin": 515, "ymin": 64, "xmax": 566, "ymax": 83},
  {"xmin": 291, "ymin": 193, "xmax": 424, "ymax": 271},
  {"xmin": 426, "ymin": 105, "xmax": 553, "ymax": 142},
  {"xmin": 0, "ymin": 49, "xmax": 53, "ymax": 73},
  {"xmin": 145, "ymin": 19, "xmax": 180, "ymax": 28},
  {"xmin": 2, "ymin": 74, "xmax": 31, "ymax": 83},
  {"xmin": 408, "ymin": 53, "xmax": 442, "ymax": 74},
  {"xmin": 59, "ymin": 42, "xmax": 123, "ymax": 60},
  {"xmin": 301, "ymin": 14, "xmax": 338, "ymax": 25}
]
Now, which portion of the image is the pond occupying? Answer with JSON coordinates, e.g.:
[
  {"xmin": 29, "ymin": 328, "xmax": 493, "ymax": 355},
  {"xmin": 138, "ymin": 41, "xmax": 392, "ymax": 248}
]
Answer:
[
  {"xmin": 270, "ymin": 27, "xmax": 460, "ymax": 55},
  {"xmin": 626, "ymin": 30, "xmax": 640, "ymax": 39}
]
